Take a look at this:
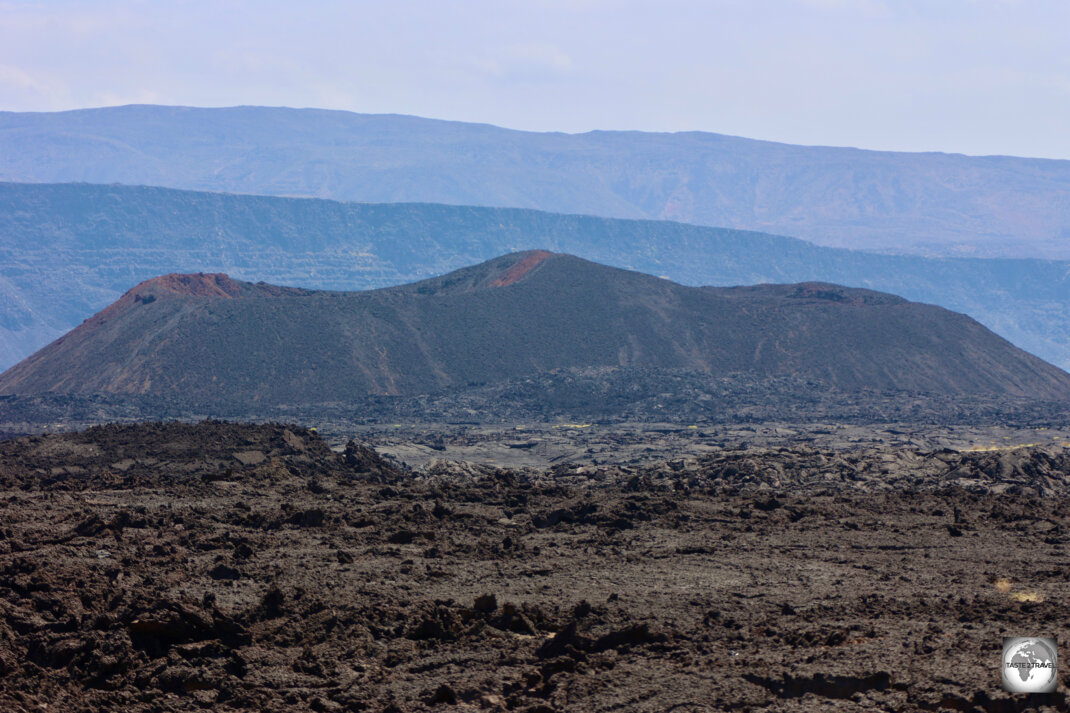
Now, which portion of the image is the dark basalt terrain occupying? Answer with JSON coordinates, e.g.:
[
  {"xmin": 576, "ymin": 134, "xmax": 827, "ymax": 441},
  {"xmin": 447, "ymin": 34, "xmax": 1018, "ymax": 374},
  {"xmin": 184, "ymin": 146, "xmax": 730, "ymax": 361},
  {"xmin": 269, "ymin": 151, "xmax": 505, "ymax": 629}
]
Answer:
[
  {"xmin": 1, "ymin": 421, "xmax": 1069, "ymax": 712},
  {"xmin": 7, "ymin": 368, "xmax": 1070, "ymax": 442},
  {"xmin": 4, "ymin": 252, "xmax": 1070, "ymax": 408}
]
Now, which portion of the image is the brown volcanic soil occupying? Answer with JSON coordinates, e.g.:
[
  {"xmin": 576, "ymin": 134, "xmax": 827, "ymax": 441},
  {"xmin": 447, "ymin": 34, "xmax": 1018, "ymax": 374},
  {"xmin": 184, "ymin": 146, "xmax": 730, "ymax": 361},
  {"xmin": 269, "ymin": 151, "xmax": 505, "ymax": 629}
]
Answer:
[{"xmin": 1, "ymin": 422, "xmax": 1069, "ymax": 712}]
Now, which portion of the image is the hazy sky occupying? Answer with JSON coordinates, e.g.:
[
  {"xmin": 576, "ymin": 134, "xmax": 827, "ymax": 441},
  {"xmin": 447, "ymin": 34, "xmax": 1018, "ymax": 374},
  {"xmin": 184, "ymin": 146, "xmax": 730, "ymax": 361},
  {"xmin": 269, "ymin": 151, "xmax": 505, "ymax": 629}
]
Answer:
[{"xmin": 2, "ymin": 0, "xmax": 1068, "ymax": 158}]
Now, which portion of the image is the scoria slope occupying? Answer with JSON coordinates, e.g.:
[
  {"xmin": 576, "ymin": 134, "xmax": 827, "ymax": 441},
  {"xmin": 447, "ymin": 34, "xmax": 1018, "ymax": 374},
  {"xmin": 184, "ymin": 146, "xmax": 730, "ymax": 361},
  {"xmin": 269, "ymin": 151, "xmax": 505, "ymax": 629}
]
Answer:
[{"xmin": 2, "ymin": 252, "xmax": 1069, "ymax": 406}]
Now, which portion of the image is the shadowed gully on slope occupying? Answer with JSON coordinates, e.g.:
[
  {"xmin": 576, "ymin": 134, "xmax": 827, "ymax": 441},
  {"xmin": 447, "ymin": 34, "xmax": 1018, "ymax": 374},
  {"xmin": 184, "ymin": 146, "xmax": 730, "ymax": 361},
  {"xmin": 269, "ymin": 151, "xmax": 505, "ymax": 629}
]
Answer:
[{"xmin": 2, "ymin": 252, "xmax": 1069, "ymax": 408}]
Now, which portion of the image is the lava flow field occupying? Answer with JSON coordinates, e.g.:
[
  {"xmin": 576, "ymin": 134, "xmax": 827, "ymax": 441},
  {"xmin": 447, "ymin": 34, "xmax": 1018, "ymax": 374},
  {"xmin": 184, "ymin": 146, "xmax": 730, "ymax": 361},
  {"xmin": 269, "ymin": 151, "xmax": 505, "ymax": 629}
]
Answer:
[{"xmin": 1, "ymin": 422, "xmax": 1068, "ymax": 712}]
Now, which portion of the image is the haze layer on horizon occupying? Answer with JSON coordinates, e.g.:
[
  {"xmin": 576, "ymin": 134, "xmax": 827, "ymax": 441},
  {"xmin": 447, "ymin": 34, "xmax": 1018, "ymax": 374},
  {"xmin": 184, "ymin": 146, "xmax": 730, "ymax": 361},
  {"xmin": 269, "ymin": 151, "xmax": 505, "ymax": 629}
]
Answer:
[{"xmin": 2, "ymin": 0, "xmax": 1069, "ymax": 160}]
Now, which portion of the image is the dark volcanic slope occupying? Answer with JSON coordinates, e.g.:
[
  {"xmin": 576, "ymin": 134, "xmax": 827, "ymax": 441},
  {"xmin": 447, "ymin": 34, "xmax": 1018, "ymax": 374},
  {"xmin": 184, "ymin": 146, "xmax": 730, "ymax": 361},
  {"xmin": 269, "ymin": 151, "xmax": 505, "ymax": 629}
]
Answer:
[
  {"xmin": 8, "ymin": 182, "xmax": 1070, "ymax": 374},
  {"xmin": 3, "ymin": 105, "xmax": 1070, "ymax": 258},
  {"xmin": 2, "ymin": 252, "xmax": 1069, "ymax": 404}
]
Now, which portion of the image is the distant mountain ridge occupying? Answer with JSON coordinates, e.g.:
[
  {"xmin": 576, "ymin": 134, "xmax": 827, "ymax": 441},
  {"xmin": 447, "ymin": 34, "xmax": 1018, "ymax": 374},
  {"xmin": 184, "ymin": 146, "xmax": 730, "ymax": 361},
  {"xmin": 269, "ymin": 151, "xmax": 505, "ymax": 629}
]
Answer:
[
  {"xmin": 3, "ymin": 253, "xmax": 1069, "ymax": 406},
  {"xmin": 2, "ymin": 105, "xmax": 1070, "ymax": 257},
  {"xmin": 3, "ymin": 182, "xmax": 1070, "ymax": 373}
]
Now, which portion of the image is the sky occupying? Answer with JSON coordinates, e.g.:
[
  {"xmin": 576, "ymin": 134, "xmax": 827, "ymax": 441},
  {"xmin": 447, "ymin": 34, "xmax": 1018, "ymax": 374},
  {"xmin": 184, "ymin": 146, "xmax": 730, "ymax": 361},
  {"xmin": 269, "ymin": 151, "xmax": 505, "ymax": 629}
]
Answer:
[{"xmin": 2, "ymin": 0, "xmax": 1069, "ymax": 159}]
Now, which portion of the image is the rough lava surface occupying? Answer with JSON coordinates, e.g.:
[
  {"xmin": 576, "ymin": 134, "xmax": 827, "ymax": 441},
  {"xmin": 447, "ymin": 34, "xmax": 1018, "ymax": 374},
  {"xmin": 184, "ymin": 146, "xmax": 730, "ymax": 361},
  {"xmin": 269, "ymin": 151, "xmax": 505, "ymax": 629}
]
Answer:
[{"xmin": 1, "ymin": 422, "xmax": 1069, "ymax": 712}]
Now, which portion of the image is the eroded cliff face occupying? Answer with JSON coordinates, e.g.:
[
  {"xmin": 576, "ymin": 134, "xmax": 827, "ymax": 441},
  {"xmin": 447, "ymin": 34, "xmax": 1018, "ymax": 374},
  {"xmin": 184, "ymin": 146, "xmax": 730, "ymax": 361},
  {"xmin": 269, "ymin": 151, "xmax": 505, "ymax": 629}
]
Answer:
[{"xmin": 5, "ymin": 105, "xmax": 1070, "ymax": 258}]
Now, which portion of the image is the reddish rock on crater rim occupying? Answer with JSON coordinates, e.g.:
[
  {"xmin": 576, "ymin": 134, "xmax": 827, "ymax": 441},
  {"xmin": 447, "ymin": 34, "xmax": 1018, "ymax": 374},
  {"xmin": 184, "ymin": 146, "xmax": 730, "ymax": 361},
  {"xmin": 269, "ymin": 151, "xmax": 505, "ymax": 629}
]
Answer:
[{"xmin": 490, "ymin": 250, "xmax": 556, "ymax": 287}]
